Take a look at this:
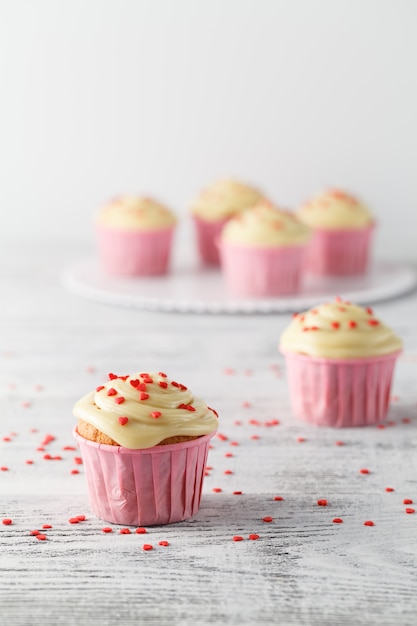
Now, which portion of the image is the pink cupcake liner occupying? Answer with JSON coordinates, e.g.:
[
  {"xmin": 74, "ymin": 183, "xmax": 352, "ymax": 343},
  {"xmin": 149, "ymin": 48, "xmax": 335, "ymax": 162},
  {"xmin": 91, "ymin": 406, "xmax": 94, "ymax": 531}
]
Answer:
[
  {"xmin": 218, "ymin": 243, "xmax": 306, "ymax": 297},
  {"xmin": 73, "ymin": 428, "xmax": 215, "ymax": 526},
  {"xmin": 192, "ymin": 215, "xmax": 229, "ymax": 265},
  {"xmin": 281, "ymin": 349, "xmax": 401, "ymax": 427},
  {"xmin": 96, "ymin": 225, "xmax": 174, "ymax": 276},
  {"xmin": 305, "ymin": 225, "xmax": 374, "ymax": 275}
]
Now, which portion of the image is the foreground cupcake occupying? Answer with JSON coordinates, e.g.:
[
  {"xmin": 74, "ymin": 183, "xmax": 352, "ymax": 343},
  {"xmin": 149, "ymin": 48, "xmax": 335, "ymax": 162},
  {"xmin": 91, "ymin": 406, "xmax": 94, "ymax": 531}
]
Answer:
[
  {"xmin": 95, "ymin": 195, "xmax": 177, "ymax": 276},
  {"xmin": 73, "ymin": 371, "xmax": 218, "ymax": 525},
  {"xmin": 218, "ymin": 200, "xmax": 310, "ymax": 297},
  {"xmin": 190, "ymin": 178, "xmax": 264, "ymax": 265},
  {"xmin": 297, "ymin": 189, "xmax": 374, "ymax": 275},
  {"xmin": 279, "ymin": 299, "xmax": 402, "ymax": 427}
]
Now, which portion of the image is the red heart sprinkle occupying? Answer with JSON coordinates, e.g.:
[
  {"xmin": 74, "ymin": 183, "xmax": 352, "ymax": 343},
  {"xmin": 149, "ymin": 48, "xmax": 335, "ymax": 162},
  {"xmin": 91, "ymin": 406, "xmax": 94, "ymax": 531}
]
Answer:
[
  {"xmin": 232, "ymin": 536, "xmax": 244, "ymax": 542},
  {"xmin": 248, "ymin": 534, "xmax": 259, "ymax": 540},
  {"xmin": 108, "ymin": 373, "xmax": 118, "ymax": 380},
  {"xmin": 332, "ymin": 518, "xmax": 343, "ymax": 524},
  {"xmin": 405, "ymin": 508, "xmax": 415, "ymax": 514},
  {"xmin": 130, "ymin": 379, "xmax": 140, "ymax": 387},
  {"xmin": 364, "ymin": 520, "xmax": 374, "ymax": 526},
  {"xmin": 139, "ymin": 392, "xmax": 149, "ymax": 401},
  {"xmin": 403, "ymin": 499, "xmax": 413, "ymax": 504},
  {"xmin": 107, "ymin": 388, "xmax": 117, "ymax": 396},
  {"xmin": 150, "ymin": 411, "xmax": 161, "ymax": 419},
  {"xmin": 262, "ymin": 516, "xmax": 273, "ymax": 523},
  {"xmin": 118, "ymin": 417, "xmax": 129, "ymax": 426},
  {"xmin": 158, "ymin": 540, "xmax": 169, "ymax": 546},
  {"xmin": 135, "ymin": 527, "xmax": 147, "ymax": 534},
  {"xmin": 115, "ymin": 397, "xmax": 125, "ymax": 405},
  {"xmin": 159, "ymin": 381, "xmax": 168, "ymax": 389},
  {"xmin": 317, "ymin": 499, "xmax": 328, "ymax": 506},
  {"xmin": 142, "ymin": 544, "xmax": 153, "ymax": 551},
  {"xmin": 102, "ymin": 527, "xmax": 113, "ymax": 533}
]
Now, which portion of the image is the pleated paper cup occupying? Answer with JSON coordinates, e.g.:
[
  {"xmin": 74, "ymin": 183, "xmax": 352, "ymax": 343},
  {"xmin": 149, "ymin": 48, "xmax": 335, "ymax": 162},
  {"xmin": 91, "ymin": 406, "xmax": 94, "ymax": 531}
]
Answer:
[
  {"xmin": 218, "ymin": 242, "xmax": 306, "ymax": 297},
  {"xmin": 281, "ymin": 350, "xmax": 401, "ymax": 427},
  {"xmin": 96, "ymin": 225, "xmax": 175, "ymax": 276},
  {"xmin": 304, "ymin": 225, "xmax": 374, "ymax": 275},
  {"xmin": 74, "ymin": 428, "xmax": 215, "ymax": 526},
  {"xmin": 192, "ymin": 215, "xmax": 229, "ymax": 266}
]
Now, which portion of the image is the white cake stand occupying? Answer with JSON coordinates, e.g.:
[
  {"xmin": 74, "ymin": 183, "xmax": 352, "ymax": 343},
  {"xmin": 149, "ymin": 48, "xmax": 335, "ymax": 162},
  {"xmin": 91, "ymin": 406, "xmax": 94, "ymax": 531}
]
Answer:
[{"xmin": 62, "ymin": 257, "xmax": 417, "ymax": 314}]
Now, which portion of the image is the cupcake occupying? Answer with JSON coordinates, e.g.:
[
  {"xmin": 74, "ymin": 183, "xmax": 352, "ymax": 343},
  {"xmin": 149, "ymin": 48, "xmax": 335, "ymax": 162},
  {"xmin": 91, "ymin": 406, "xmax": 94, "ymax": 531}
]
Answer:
[
  {"xmin": 218, "ymin": 200, "xmax": 310, "ymax": 297},
  {"xmin": 95, "ymin": 195, "xmax": 177, "ymax": 276},
  {"xmin": 73, "ymin": 371, "xmax": 218, "ymax": 525},
  {"xmin": 297, "ymin": 188, "xmax": 374, "ymax": 275},
  {"xmin": 190, "ymin": 178, "xmax": 264, "ymax": 265},
  {"xmin": 279, "ymin": 299, "xmax": 402, "ymax": 427}
]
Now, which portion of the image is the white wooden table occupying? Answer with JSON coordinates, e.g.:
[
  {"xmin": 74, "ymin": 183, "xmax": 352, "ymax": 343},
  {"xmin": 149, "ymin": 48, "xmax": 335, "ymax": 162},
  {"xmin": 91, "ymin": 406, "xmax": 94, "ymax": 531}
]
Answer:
[{"xmin": 1, "ymin": 242, "xmax": 416, "ymax": 626}]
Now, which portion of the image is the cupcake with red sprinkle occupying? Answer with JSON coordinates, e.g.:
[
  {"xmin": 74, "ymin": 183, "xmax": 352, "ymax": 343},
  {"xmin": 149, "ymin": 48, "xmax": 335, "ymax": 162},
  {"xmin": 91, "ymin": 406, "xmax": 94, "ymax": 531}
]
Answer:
[
  {"xmin": 190, "ymin": 178, "xmax": 264, "ymax": 265},
  {"xmin": 297, "ymin": 188, "xmax": 374, "ymax": 275},
  {"xmin": 95, "ymin": 195, "xmax": 177, "ymax": 276},
  {"xmin": 218, "ymin": 200, "xmax": 310, "ymax": 297},
  {"xmin": 73, "ymin": 371, "xmax": 218, "ymax": 525},
  {"xmin": 279, "ymin": 299, "xmax": 402, "ymax": 427}
]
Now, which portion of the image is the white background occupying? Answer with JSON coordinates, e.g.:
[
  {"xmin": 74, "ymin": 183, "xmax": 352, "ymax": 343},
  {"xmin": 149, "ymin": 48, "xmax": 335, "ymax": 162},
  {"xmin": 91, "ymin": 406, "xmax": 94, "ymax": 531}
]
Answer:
[{"xmin": 0, "ymin": 0, "xmax": 416, "ymax": 259}]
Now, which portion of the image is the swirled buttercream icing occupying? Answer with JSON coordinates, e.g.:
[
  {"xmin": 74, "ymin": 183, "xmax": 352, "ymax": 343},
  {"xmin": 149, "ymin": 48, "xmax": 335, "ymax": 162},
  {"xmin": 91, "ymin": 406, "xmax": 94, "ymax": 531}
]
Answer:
[
  {"xmin": 73, "ymin": 371, "xmax": 218, "ymax": 448},
  {"xmin": 280, "ymin": 299, "xmax": 402, "ymax": 358},
  {"xmin": 95, "ymin": 196, "xmax": 177, "ymax": 230},
  {"xmin": 297, "ymin": 189, "xmax": 373, "ymax": 230},
  {"xmin": 190, "ymin": 178, "xmax": 264, "ymax": 221},
  {"xmin": 221, "ymin": 200, "xmax": 310, "ymax": 247}
]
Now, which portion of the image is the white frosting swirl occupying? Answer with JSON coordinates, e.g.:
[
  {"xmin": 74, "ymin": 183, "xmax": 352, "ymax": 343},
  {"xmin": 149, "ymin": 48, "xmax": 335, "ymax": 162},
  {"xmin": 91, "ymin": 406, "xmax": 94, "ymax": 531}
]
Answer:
[
  {"xmin": 190, "ymin": 178, "xmax": 264, "ymax": 221},
  {"xmin": 280, "ymin": 299, "xmax": 402, "ymax": 358},
  {"xmin": 221, "ymin": 200, "xmax": 310, "ymax": 247},
  {"xmin": 297, "ymin": 189, "xmax": 373, "ymax": 230},
  {"xmin": 73, "ymin": 371, "xmax": 218, "ymax": 448},
  {"xmin": 95, "ymin": 196, "xmax": 177, "ymax": 230}
]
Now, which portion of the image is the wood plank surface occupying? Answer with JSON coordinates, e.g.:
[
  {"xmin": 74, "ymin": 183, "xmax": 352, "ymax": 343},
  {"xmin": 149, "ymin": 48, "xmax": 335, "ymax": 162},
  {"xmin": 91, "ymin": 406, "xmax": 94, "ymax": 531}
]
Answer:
[{"xmin": 1, "ymin": 244, "xmax": 416, "ymax": 626}]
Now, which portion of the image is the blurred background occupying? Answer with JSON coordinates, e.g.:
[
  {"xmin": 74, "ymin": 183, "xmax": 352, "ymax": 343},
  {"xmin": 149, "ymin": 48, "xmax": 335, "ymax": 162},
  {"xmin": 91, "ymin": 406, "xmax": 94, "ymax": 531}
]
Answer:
[{"xmin": 0, "ymin": 0, "xmax": 416, "ymax": 259}]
